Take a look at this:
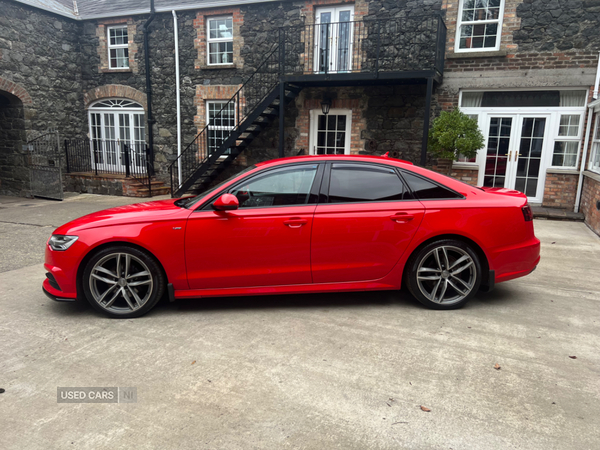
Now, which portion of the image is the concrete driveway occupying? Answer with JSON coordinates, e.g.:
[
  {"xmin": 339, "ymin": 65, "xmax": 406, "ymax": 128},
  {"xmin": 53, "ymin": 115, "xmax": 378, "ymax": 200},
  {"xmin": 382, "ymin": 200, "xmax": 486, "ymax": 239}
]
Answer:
[{"xmin": 0, "ymin": 194, "xmax": 599, "ymax": 450}]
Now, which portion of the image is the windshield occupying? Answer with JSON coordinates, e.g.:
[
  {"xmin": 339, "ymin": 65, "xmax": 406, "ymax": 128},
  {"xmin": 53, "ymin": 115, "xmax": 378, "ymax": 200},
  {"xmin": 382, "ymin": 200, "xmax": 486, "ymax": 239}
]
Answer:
[{"xmin": 175, "ymin": 165, "xmax": 257, "ymax": 209}]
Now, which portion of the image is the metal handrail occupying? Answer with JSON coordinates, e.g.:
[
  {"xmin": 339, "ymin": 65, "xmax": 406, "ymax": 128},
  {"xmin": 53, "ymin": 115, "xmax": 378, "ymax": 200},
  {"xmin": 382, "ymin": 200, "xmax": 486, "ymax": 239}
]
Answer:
[{"xmin": 169, "ymin": 45, "xmax": 280, "ymax": 193}]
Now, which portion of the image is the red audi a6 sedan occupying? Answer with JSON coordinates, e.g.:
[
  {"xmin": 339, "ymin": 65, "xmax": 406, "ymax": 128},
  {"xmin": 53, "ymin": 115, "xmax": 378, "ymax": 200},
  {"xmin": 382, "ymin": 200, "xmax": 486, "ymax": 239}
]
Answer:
[{"xmin": 43, "ymin": 155, "xmax": 540, "ymax": 318}]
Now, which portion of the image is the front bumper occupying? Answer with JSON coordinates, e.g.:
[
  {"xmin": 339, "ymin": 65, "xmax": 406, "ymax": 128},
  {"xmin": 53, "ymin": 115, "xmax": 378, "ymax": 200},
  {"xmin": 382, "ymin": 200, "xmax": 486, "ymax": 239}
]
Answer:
[{"xmin": 42, "ymin": 279, "xmax": 77, "ymax": 302}]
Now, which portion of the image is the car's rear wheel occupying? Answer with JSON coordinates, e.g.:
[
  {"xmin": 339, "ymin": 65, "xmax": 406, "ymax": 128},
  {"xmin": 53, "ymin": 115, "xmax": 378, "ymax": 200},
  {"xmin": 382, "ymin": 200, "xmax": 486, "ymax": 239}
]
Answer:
[
  {"xmin": 82, "ymin": 246, "xmax": 165, "ymax": 318},
  {"xmin": 406, "ymin": 239, "xmax": 481, "ymax": 310}
]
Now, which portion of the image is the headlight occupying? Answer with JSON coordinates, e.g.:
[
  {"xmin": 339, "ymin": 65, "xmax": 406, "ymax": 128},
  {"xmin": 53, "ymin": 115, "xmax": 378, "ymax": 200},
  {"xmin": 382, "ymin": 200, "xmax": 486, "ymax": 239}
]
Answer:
[{"xmin": 48, "ymin": 235, "xmax": 79, "ymax": 251}]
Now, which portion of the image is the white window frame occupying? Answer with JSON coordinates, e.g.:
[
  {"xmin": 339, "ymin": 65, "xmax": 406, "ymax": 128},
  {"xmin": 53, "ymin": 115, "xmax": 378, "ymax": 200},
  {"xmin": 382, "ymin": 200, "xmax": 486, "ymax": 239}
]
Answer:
[
  {"xmin": 107, "ymin": 26, "xmax": 129, "ymax": 69},
  {"xmin": 454, "ymin": 0, "xmax": 505, "ymax": 53},
  {"xmin": 589, "ymin": 114, "xmax": 600, "ymax": 174},
  {"xmin": 206, "ymin": 100, "xmax": 237, "ymax": 155},
  {"xmin": 550, "ymin": 113, "xmax": 584, "ymax": 169},
  {"xmin": 309, "ymin": 109, "xmax": 352, "ymax": 155},
  {"xmin": 207, "ymin": 16, "xmax": 234, "ymax": 66}
]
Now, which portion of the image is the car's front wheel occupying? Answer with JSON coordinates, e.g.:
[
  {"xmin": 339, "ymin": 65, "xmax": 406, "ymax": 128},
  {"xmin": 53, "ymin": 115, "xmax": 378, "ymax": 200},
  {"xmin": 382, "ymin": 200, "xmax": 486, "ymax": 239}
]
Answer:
[
  {"xmin": 406, "ymin": 239, "xmax": 481, "ymax": 310},
  {"xmin": 82, "ymin": 246, "xmax": 165, "ymax": 318}
]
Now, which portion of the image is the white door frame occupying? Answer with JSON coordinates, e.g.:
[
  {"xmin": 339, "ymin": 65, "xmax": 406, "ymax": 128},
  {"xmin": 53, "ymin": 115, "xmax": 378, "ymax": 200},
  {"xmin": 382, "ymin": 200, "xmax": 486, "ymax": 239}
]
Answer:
[
  {"xmin": 461, "ymin": 106, "xmax": 585, "ymax": 203},
  {"xmin": 309, "ymin": 109, "xmax": 352, "ymax": 155},
  {"xmin": 88, "ymin": 100, "xmax": 145, "ymax": 173},
  {"xmin": 313, "ymin": 5, "xmax": 354, "ymax": 73},
  {"xmin": 477, "ymin": 112, "xmax": 553, "ymax": 203}
]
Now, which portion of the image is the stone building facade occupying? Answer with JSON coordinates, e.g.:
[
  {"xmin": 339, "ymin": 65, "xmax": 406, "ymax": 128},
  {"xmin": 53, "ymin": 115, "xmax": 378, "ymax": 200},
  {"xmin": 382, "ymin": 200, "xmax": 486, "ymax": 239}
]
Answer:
[{"xmin": 0, "ymin": 0, "xmax": 599, "ymax": 235}]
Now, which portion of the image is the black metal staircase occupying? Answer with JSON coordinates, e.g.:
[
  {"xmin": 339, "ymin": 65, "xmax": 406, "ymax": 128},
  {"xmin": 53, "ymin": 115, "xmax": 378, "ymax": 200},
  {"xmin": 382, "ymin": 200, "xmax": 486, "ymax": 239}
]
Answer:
[
  {"xmin": 169, "ymin": 15, "xmax": 447, "ymax": 198},
  {"xmin": 169, "ymin": 47, "xmax": 302, "ymax": 198}
]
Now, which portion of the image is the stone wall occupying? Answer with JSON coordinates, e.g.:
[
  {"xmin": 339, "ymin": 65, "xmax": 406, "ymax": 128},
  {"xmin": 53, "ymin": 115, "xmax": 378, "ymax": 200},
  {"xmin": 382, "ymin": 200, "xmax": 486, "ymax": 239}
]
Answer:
[
  {"xmin": 580, "ymin": 173, "xmax": 600, "ymax": 236},
  {"xmin": 0, "ymin": 92, "xmax": 28, "ymax": 195},
  {"xmin": 514, "ymin": 0, "xmax": 600, "ymax": 53},
  {"xmin": 0, "ymin": 0, "xmax": 85, "ymax": 195},
  {"xmin": 0, "ymin": 0, "xmax": 85, "ymax": 139}
]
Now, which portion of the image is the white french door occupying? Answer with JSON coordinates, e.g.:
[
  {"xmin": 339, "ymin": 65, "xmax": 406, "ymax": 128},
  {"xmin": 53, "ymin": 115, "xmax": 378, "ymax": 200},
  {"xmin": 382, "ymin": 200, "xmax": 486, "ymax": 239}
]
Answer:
[
  {"xmin": 309, "ymin": 109, "xmax": 352, "ymax": 155},
  {"xmin": 88, "ymin": 100, "xmax": 146, "ymax": 173},
  {"xmin": 314, "ymin": 6, "xmax": 354, "ymax": 73},
  {"xmin": 480, "ymin": 113, "xmax": 551, "ymax": 202}
]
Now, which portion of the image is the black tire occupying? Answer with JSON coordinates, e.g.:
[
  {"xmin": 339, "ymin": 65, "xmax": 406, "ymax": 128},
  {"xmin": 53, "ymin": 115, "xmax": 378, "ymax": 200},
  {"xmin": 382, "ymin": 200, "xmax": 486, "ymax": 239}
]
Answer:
[
  {"xmin": 405, "ymin": 239, "xmax": 482, "ymax": 310},
  {"xmin": 82, "ymin": 245, "xmax": 165, "ymax": 318}
]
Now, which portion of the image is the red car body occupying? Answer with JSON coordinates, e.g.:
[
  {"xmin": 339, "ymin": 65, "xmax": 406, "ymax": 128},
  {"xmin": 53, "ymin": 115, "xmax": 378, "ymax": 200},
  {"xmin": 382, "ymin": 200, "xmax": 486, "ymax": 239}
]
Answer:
[{"xmin": 43, "ymin": 155, "xmax": 540, "ymax": 315}]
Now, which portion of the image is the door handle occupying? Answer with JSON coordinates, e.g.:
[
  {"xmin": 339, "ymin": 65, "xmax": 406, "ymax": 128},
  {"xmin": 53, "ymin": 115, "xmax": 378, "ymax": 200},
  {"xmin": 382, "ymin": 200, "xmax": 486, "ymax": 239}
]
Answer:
[
  {"xmin": 284, "ymin": 218, "xmax": 308, "ymax": 228},
  {"xmin": 391, "ymin": 213, "xmax": 414, "ymax": 223}
]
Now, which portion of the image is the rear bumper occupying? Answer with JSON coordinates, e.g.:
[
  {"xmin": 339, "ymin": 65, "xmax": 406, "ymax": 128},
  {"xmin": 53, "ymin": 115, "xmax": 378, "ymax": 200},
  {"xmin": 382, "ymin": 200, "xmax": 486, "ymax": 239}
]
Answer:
[{"xmin": 492, "ymin": 237, "xmax": 541, "ymax": 284}]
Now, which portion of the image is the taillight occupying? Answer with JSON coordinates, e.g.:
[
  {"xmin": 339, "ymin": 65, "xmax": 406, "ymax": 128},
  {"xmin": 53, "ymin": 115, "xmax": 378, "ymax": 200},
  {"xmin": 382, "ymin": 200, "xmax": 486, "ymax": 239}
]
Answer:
[{"xmin": 522, "ymin": 204, "xmax": 533, "ymax": 222}]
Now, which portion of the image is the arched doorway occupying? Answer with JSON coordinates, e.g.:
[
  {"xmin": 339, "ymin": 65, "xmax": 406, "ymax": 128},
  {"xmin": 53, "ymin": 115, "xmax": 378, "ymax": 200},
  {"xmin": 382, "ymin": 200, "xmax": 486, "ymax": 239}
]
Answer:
[
  {"xmin": 0, "ymin": 91, "xmax": 28, "ymax": 196},
  {"xmin": 88, "ymin": 98, "xmax": 146, "ymax": 173}
]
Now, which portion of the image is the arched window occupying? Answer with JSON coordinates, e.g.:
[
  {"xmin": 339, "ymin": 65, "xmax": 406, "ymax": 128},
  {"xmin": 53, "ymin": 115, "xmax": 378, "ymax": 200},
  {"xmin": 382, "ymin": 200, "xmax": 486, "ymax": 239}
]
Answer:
[{"xmin": 88, "ymin": 99, "xmax": 146, "ymax": 172}]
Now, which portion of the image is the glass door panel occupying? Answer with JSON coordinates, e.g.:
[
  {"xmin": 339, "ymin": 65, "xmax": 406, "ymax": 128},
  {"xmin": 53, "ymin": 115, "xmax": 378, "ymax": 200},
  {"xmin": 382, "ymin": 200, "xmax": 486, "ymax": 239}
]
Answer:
[
  {"xmin": 314, "ymin": 113, "xmax": 348, "ymax": 155},
  {"xmin": 514, "ymin": 117, "xmax": 545, "ymax": 198},
  {"xmin": 483, "ymin": 117, "xmax": 512, "ymax": 188},
  {"xmin": 314, "ymin": 7, "xmax": 354, "ymax": 73},
  {"xmin": 480, "ymin": 114, "xmax": 549, "ymax": 201}
]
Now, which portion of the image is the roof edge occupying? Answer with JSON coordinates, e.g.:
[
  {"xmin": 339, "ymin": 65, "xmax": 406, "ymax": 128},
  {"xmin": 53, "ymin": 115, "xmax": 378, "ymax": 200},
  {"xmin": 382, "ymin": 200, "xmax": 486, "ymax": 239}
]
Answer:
[
  {"xmin": 12, "ymin": 0, "xmax": 284, "ymax": 21},
  {"xmin": 11, "ymin": 0, "xmax": 79, "ymax": 20}
]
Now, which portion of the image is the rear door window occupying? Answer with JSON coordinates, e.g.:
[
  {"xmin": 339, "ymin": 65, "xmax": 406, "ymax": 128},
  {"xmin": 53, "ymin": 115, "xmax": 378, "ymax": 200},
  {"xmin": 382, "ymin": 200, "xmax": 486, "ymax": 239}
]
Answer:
[
  {"xmin": 401, "ymin": 171, "xmax": 464, "ymax": 200},
  {"xmin": 328, "ymin": 163, "xmax": 412, "ymax": 203}
]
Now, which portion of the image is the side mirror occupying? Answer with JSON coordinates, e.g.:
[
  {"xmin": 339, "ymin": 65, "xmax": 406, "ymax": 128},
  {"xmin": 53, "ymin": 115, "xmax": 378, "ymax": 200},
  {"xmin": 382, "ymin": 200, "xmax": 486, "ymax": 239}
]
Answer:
[{"xmin": 213, "ymin": 193, "xmax": 239, "ymax": 211}]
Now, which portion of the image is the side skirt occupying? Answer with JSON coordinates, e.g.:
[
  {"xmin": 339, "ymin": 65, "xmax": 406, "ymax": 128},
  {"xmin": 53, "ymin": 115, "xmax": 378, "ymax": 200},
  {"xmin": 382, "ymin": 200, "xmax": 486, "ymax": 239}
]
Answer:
[{"xmin": 173, "ymin": 280, "xmax": 398, "ymax": 300}]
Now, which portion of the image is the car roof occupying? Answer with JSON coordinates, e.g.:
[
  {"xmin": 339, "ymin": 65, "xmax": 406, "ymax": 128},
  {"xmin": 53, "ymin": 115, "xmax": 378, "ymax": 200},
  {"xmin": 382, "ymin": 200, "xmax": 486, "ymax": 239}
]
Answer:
[{"xmin": 255, "ymin": 154, "xmax": 415, "ymax": 168}]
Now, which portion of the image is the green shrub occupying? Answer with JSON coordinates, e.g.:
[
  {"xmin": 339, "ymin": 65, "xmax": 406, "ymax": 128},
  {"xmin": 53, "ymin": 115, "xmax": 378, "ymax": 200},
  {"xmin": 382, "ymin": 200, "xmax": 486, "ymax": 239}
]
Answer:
[{"xmin": 428, "ymin": 109, "xmax": 484, "ymax": 160}]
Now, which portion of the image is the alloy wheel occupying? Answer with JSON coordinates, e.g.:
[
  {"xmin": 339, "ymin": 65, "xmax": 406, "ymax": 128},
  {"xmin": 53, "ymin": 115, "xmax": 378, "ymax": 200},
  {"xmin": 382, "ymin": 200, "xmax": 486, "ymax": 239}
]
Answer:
[
  {"xmin": 88, "ymin": 252, "xmax": 154, "ymax": 314},
  {"xmin": 416, "ymin": 245, "xmax": 476, "ymax": 305}
]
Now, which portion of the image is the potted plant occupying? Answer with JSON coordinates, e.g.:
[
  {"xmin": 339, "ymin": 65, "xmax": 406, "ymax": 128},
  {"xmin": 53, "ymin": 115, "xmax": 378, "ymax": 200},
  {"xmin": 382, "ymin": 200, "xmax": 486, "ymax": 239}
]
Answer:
[{"xmin": 428, "ymin": 108, "xmax": 484, "ymax": 175}]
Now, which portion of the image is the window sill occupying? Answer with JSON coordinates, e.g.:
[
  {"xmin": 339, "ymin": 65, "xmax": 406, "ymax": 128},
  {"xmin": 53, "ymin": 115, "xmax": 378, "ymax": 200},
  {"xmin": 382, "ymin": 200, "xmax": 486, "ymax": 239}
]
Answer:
[
  {"xmin": 583, "ymin": 170, "xmax": 600, "ymax": 183},
  {"xmin": 101, "ymin": 68, "xmax": 132, "ymax": 73},
  {"xmin": 446, "ymin": 50, "xmax": 507, "ymax": 59},
  {"xmin": 199, "ymin": 64, "xmax": 237, "ymax": 70},
  {"xmin": 452, "ymin": 162, "xmax": 478, "ymax": 170},
  {"xmin": 546, "ymin": 168, "xmax": 579, "ymax": 175}
]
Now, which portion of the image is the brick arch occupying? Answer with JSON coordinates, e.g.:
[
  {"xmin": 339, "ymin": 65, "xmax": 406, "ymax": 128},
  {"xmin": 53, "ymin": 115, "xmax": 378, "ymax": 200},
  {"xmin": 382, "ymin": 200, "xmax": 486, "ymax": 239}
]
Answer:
[
  {"xmin": 84, "ymin": 85, "xmax": 147, "ymax": 110},
  {"xmin": 0, "ymin": 77, "xmax": 33, "ymax": 106}
]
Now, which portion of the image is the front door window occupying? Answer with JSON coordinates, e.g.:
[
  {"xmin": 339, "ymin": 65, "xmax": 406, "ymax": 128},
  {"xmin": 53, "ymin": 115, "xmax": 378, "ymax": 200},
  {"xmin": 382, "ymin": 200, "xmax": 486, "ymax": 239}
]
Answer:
[{"xmin": 314, "ymin": 6, "xmax": 354, "ymax": 73}]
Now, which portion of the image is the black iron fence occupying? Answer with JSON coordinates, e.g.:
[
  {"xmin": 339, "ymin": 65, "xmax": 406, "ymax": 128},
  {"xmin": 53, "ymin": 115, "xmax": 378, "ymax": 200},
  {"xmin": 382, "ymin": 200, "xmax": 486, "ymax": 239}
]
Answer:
[
  {"xmin": 279, "ymin": 15, "xmax": 447, "ymax": 76},
  {"xmin": 64, "ymin": 138, "xmax": 153, "ymax": 196}
]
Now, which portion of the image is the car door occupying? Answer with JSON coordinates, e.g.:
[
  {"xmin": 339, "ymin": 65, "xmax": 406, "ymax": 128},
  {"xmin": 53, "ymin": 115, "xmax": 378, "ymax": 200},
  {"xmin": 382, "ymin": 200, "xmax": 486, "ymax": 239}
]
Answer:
[
  {"xmin": 311, "ymin": 162, "xmax": 425, "ymax": 284},
  {"xmin": 185, "ymin": 163, "xmax": 322, "ymax": 290}
]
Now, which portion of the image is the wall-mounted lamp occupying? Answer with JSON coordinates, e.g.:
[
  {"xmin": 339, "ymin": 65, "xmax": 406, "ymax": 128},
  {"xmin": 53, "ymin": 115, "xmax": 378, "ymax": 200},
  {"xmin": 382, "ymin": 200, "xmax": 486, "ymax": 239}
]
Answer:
[{"xmin": 321, "ymin": 99, "xmax": 331, "ymax": 115}]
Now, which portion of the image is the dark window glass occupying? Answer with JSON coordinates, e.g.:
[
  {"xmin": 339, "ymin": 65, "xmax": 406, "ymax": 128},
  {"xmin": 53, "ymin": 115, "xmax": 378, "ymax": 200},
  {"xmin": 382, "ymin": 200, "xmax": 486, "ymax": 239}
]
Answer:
[
  {"xmin": 481, "ymin": 91, "xmax": 560, "ymax": 107},
  {"xmin": 328, "ymin": 164, "xmax": 410, "ymax": 203},
  {"xmin": 230, "ymin": 165, "xmax": 318, "ymax": 208},
  {"xmin": 402, "ymin": 172, "xmax": 463, "ymax": 200}
]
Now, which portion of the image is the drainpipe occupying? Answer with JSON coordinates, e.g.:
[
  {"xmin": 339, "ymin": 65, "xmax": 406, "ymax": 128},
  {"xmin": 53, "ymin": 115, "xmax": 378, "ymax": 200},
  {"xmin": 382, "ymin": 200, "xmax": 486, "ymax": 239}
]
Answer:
[
  {"xmin": 574, "ymin": 106, "xmax": 593, "ymax": 212},
  {"xmin": 143, "ymin": 0, "xmax": 156, "ymax": 172},
  {"xmin": 593, "ymin": 51, "xmax": 600, "ymax": 99},
  {"xmin": 574, "ymin": 54, "xmax": 600, "ymax": 213},
  {"xmin": 172, "ymin": 10, "xmax": 182, "ymax": 187}
]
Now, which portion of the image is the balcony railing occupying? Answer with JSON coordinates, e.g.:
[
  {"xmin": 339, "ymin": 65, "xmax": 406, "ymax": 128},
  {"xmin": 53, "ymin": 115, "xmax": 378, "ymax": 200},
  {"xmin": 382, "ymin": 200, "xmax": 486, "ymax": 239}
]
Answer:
[{"xmin": 279, "ymin": 15, "xmax": 446, "ymax": 78}]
